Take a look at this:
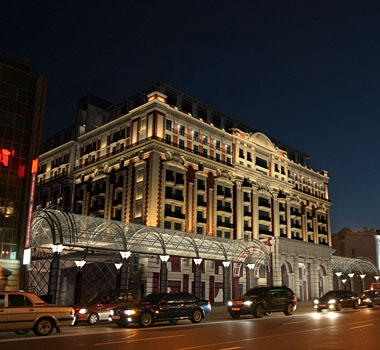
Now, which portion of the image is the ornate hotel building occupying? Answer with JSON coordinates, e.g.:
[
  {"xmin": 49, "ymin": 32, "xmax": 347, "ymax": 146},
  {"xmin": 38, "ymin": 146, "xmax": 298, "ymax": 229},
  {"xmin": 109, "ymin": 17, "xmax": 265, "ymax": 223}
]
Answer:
[{"xmin": 35, "ymin": 83, "xmax": 333, "ymax": 301}]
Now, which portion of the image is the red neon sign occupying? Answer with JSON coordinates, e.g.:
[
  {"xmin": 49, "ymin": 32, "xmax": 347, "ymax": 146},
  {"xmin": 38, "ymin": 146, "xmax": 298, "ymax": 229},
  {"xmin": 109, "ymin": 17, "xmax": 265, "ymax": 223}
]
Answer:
[
  {"xmin": 0, "ymin": 148, "xmax": 15, "ymax": 167},
  {"xmin": 31, "ymin": 158, "xmax": 39, "ymax": 174}
]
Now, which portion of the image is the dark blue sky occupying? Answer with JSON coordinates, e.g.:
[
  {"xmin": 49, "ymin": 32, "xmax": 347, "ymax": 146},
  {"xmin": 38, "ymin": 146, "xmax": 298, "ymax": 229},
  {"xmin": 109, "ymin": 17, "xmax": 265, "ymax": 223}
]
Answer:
[{"xmin": 2, "ymin": 1, "xmax": 379, "ymax": 233}]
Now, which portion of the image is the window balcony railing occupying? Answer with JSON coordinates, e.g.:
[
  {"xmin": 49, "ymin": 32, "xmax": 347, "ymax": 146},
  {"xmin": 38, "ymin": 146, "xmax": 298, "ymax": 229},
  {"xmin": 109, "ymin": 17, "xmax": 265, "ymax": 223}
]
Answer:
[
  {"xmin": 259, "ymin": 215, "xmax": 271, "ymax": 222},
  {"xmin": 165, "ymin": 193, "xmax": 184, "ymax": 201},
  {"xmin": 258, "ymin": 201, "xmax": 271, "ymax": 208},
  {"xmin": 164, "ymin": 210, "xmax": 185, "ymax": 219},
  {"xmin": 217, "ymin": 206, "xmax": 232, "ymax": 213},
  {"xmin": 197, "ymin": 217, "xmax": 207, "ymax": 223}
]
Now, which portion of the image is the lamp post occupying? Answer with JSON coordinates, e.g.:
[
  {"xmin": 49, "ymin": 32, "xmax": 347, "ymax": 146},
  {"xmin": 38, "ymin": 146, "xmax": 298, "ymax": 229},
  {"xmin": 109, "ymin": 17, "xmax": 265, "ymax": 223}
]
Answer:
[
  {"xmin": 194, "ymin": 258, "xmax": 203, "ymax": 298},
  {"xmin": 74, "ymin": 259, "xmax": 86, "ymax": 304},
  {"xmin": 348, "ymin": 273, "xmax": 355, "ymax": 292},
  {"xmin": 375, "ymin": 275, "xmax": 380, "ymax": 283},
  {"xmin": 48, "ymin": 244, "xmax": 65, "ymax": 304},
  {"xmin": 341, "ymin": 279, "xmax": 347, "ymax": 290},
  {"xmin": 247, "ymin": 263, "xmax": 255, "ymax": 289},
  {"xmin": 335, "ymin": 272, "xmax": 342, "ymax": 290},
  {"xmin": 160, "ymin": 254, "xmax": 170, "ymax": 292},
  {"xmin": 119, "ymin": 251, "xmax": 132, "ymax": 290},
  {"xmin": 360, "ymin": 274, "xmax": 366, "ymax": 292},
  {"xmin": 223, "ymin": 261, "xmax": 231, "ymax": 303}
]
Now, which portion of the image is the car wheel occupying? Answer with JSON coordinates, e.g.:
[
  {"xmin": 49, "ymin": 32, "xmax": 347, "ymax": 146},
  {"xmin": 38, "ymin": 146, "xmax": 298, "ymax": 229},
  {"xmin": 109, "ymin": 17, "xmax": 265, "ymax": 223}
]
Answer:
[
  {"xmin": 14, "ymin": 330, "xmax": 29, "ymax": 335},
  {"xmin": 317, "ymin": 308, "xmax": 322, "ymax": 313},
  {"xmin": 229, "ymin": 312, "xmax": 240, "ymax": 319},
  {"xmin": 191, "ymin": 309, "xmax": 203, "ymax": 323},
  {"xmin": 253, "ymin": 304, "xmax": 264, "ymax": 318},
  {"xmin": 139, "ymin": 312, "xmax": 153, "ymax": 327},
  {"xmin": 169, "ymin": 319, "xmax": 178, "ymax": 324},
  {"xmin": 368, "ymin": 303, "xmax": 374, "ymax": 308},
  {"xmin": 353, "ymin": 301, "xmax": 359, "ymax": 309},
  {"xmin": 265, "ymin": 312, "xmax": 272, "ymax": 316},
  {"xmin": 33, "ymin": 317, "xmax": 54, "ymax": 336},
  {"xmin": 284, "ymin": 303, "xmax": 294, "ymax": 316},
  {"xmin": 335, "ymin": 303, "xmax": 342, "ymax": 311},
  {"xmin": 88, "ymin": 312, "xmax": 99, "ymax": 325}
]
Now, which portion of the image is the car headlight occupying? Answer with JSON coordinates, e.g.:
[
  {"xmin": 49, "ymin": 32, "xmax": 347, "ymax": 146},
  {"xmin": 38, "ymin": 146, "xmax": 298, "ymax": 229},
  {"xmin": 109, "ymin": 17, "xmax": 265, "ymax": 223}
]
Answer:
[
  {"xmin": 109, "ymin": 310, "xmax": 114, "ymax": 316},
  {"xmin": 244, "ymin": 301, "xmax": 252, "ymax": 306},
  {"xmin": 328, "ymin": 299, "xmax": 336, "ymax": 304},
  {"xmin": 314, "ymin": 299, "xmax": 319, "ymax": 305},
  {"xmin": 124, "ymin": 309, "xmax": 136, "ymax": 316},
  {"xmin": 365, "ymin": 298, "xmax": 371, "ymax": 303},
  {"xmin": 227, "ymin": 301, "xmax": 233, "ymax": 306},
  {"xmin": 79, "ymin": 308, "xmax": 87, "ymax": 314}
]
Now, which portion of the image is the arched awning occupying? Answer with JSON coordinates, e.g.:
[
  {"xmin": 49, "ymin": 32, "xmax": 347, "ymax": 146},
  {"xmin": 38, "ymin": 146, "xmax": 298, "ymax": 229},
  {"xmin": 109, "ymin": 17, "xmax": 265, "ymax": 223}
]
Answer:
[
  {"xmin": 331, "ymin": 256, "xmax": 379, "ymax": 275},
  {"xmin": 31, "ymin": 208, "xmax": 270, "ymax": 265}
]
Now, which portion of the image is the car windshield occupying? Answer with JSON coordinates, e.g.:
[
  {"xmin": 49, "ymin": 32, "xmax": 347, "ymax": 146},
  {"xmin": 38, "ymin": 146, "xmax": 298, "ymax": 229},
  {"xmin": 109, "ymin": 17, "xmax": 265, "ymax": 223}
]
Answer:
[
  {"xmin": 244, "ymin": 287, "xmax": 267, "ymax": 296},
  {"xmin": 322, "ymin": 291, "xmax": 339, "ymax": 299},
  {"xmin": 142, "ymin": 293, "xmax": 166, "ymax": 303}
]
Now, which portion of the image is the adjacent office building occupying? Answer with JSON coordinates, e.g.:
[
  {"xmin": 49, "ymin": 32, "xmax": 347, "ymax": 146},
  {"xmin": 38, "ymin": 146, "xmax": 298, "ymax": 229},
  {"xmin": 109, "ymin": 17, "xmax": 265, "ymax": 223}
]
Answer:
[
  {"xmin": 35, "ymin": 83, "xmax": 333, "ymax": 301},
  {"xmin": 0, "ymin": 54, "xmax": 47, "ymax": 290}
]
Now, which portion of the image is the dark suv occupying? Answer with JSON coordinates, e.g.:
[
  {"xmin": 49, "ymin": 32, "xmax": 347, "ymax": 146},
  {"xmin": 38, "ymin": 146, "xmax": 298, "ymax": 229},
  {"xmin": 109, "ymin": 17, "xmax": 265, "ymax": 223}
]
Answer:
[
  {"xmin": 227, "ymin": 286, "xmax": 297, "ymax": 319},
  {"xmin": 314, "ymin": 290, "xmax": 360, "ymax": 311},
  {"xmin": 109, "ymin": 292, "xmax": 211, "ymax": 327}
]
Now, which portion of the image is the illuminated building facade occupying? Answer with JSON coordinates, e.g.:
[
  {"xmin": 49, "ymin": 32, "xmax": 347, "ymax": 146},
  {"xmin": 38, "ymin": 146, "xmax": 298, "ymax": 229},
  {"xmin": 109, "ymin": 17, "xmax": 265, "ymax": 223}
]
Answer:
[
  {"xmin": 0, "ymin": 54, "xmax": 47, "ymax": 290},
  {"xmin": 36, "ymin": 83, "xmax": 333, "ymax": 300}
]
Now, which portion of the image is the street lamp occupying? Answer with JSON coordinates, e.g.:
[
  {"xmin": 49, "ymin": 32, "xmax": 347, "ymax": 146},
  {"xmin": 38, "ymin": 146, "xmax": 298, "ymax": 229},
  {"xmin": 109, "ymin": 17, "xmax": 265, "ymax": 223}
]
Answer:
[
  {"xmin": 348, "ymin": 273, "xmax": 355, "ymax": 292},
  {"xmin": 74, "ymin": 260, "xmax": 86, "ymax": 269},
  {"xmin": 194, "ymin": 258, "xmax": 203, "ymax": 265},
  {"xmin": 360, "ymin": 274, "xmax": 366, "ymax": 292},
  {"xmin": 247, "ymin": 263, "xmax": 255, "ymax": 270},
  {"xmin": 160, "ymin": 255, "xmax": 170, "ymax": 263},
  {"xmin": 120, "ymin": 251, "xmax": 131, "ymax": 260},
  {"xmin": 114, "ymin": 262, "xmax": 123, "ymax": 270},
  {"xmin": 51, "ymin": 244, "xmax": 65, "ymax": 254},
  {"xmin": 375, "ymin": 275, "xmax": 380, "ymax": 283},
  {"xmin": 341, "ymin": 279, "xmax": 347, "ymax": 290}
]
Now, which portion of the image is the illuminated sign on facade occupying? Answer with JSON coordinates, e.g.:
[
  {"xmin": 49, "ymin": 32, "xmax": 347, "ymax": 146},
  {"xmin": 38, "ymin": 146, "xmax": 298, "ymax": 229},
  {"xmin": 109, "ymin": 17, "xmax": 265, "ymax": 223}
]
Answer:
[
  {"xmin": 25, "ymin": 158, "xmax": 39, "ymax": 248},
  {"xmin": 0, "ymin": 148, "xmax": 15, "ymax": 167}
]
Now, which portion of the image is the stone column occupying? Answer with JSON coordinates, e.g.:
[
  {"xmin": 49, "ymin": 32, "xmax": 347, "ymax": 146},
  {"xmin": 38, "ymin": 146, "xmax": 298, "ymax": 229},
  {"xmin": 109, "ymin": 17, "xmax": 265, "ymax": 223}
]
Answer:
[
  {"xmin": 252, "ymin": 189, "xmax": 259, "ymax": 240},
  {"xmin": 310, "ymin": 259, "xmax": 319, "ymax": 299},
  {"xmin": 272, "ymin": 194, "xmax": 279, "ymax": 237},
  {"xmin": 235, "ymin": 181, "xmax": 243, "ymax": 240},
  {"xmin": 271, "ymin": 238, "xmax": 282, "ymax": 286},
  {"xmin": 120, "ymin": 260, "xmax": 129, "ymax": 290},
  {"xmin": 187, "ymin": 182, "xmax": 194, "ymax": 232},
  {"xmin": 286, "ymin": 200, "xmax": 291, "ymax": 239},
  {"xmin": 207, "ymin": 187, "xmax": 214, "ymax": 235},
  {"xmin": 223, "ymin": 262, "xmax": 231, "ymax": 302}
]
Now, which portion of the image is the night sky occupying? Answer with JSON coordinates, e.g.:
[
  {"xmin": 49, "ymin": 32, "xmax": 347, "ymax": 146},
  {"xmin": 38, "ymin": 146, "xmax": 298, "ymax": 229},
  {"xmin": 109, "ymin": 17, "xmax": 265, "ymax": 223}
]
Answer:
[{"xmin": 2, "ymin": 1, "xmax": 380, "ymax": 234}]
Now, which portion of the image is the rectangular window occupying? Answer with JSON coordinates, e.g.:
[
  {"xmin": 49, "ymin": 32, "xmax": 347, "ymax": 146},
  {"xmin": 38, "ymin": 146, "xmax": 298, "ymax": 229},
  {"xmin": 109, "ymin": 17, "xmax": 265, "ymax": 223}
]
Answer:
[
  {"xmin": 256, "ymin": 157, "xmax": 268, "ymax": 169},
  {"xmin": 215, "ymin": 153, "xmax": 220, "ymax": 162},
  {"xmin": 197, "ymin": 226, "xmax": 203, "ymax": 234},
  {"xmin": 165, "ymin": 134, "xmax": 171, "ymax": 144},
  {"xmin": 215, "ymin": 140, "xmax": 220, "ymax": 150},
  {"xmin": 174, "ymin": 222, "xmax": 181, "ymax": 231},
  {"xmin": 247, "ymin": 152, "xmax": 252, "ymax": 162},
  {"xmin": 194, "ymin": 145, "xmax": 199, "ymax": 154},
  {"xmin": 179, "ymin": 125, "xmax": 185, "ymax": 136},
  {"xmin": 224, "ymin": 232, "xmax": 230, "ymax": 239},
  {"xmin": 227, "ymin": 157, "xmax": 231, "ymax": 165},
  {"xmin": 179, "ymin": 139, "xmax": 185, "ymax": 149},
  {"xmin": 239, "ymin": 149, "xmax": 244, "ymax": 158},
  {"xmin": 193, "ymin": 131, "xmax": 199, "ymax": 142},
  {"xmin": 203, "ymin": 148, "xmax": 207, "ymax": 157},
  {"xmin": 217, "ymin": 230, "xmax": 222, "ymax": 238},
  {"xmin": 166, "ymin": 119, "xmax": 172, "ymax": 131},
  {"xmin": 164, "ymin": 221, "xmax": 171, "ymax": 229},
  {"xmin": 203, "ymin": 135, "xmax": 208, "ymax": 145},
  {"xmin": 226, "ymin": 145, "xmax": 231, "ymax": 155}
]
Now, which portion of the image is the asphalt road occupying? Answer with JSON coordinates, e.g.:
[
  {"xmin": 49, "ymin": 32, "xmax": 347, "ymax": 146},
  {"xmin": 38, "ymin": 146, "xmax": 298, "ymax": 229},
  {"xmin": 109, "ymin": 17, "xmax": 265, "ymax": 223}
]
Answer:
[{"xmin": 1, "ymin": 303, "xmax": 380, "ymax": 350}]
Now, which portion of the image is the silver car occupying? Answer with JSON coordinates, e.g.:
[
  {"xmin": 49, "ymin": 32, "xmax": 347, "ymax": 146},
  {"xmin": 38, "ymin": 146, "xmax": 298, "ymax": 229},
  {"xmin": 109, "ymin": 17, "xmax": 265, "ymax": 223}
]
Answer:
[{"xmin": 0, "ymin": 291, "xmax": 75, "ymax": 336}]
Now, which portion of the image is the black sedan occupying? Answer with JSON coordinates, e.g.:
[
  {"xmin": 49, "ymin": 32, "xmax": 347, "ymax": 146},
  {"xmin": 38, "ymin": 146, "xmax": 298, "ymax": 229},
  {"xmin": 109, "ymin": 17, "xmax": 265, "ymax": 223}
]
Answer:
[
  {"xmin": 109, "ymin": 292, "xmax": 211, "ymax": 327},
  {"xmin": 360, "ymin": 290, "xmax": 380, "ymax": 307},
  {"xmin": 314, "ymin": 290, "xmax": 360, "ymax": 311}
]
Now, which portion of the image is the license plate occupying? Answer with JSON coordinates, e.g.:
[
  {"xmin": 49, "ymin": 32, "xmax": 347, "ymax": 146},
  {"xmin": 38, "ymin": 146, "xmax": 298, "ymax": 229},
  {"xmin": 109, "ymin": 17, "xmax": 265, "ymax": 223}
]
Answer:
[
  {"xmin": 112, "ymin": 315, "xmax": 120, "ymax": 319},
  {"xmin": 320, "ymin": 304, "xmax": 326, "ymax": 307},
  {"xmin": 232, "ymin": 308, "xmax": 240, "ymax": 311}
]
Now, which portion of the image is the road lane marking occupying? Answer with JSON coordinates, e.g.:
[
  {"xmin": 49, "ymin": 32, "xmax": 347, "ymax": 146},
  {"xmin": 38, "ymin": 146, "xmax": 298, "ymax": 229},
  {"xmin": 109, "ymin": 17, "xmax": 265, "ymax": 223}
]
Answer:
[
  {"xmin": 94, "ymin": 334, "xmax": 185, "ymax": 346},
  {"xmin": 349, "ymin": 324, "xmax": 373, "ymax": 330},
  {"xmin": 174, "ymin": 317, "xmax": 380, "ymax": 350},
  {"xmin": 283, "ymin": 320, "xmax": 308, "ymax": 325}
]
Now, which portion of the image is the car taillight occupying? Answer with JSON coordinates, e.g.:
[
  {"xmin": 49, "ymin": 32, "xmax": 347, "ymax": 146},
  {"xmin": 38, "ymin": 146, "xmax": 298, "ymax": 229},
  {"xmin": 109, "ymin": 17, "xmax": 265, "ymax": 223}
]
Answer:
[
  {"xmin": 293, "ymin": 295, "xmax": 297, "ymax": 302},
  {"xmin": 70, "ymin": 308, "xmax": 75, "ymax": 316}
]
